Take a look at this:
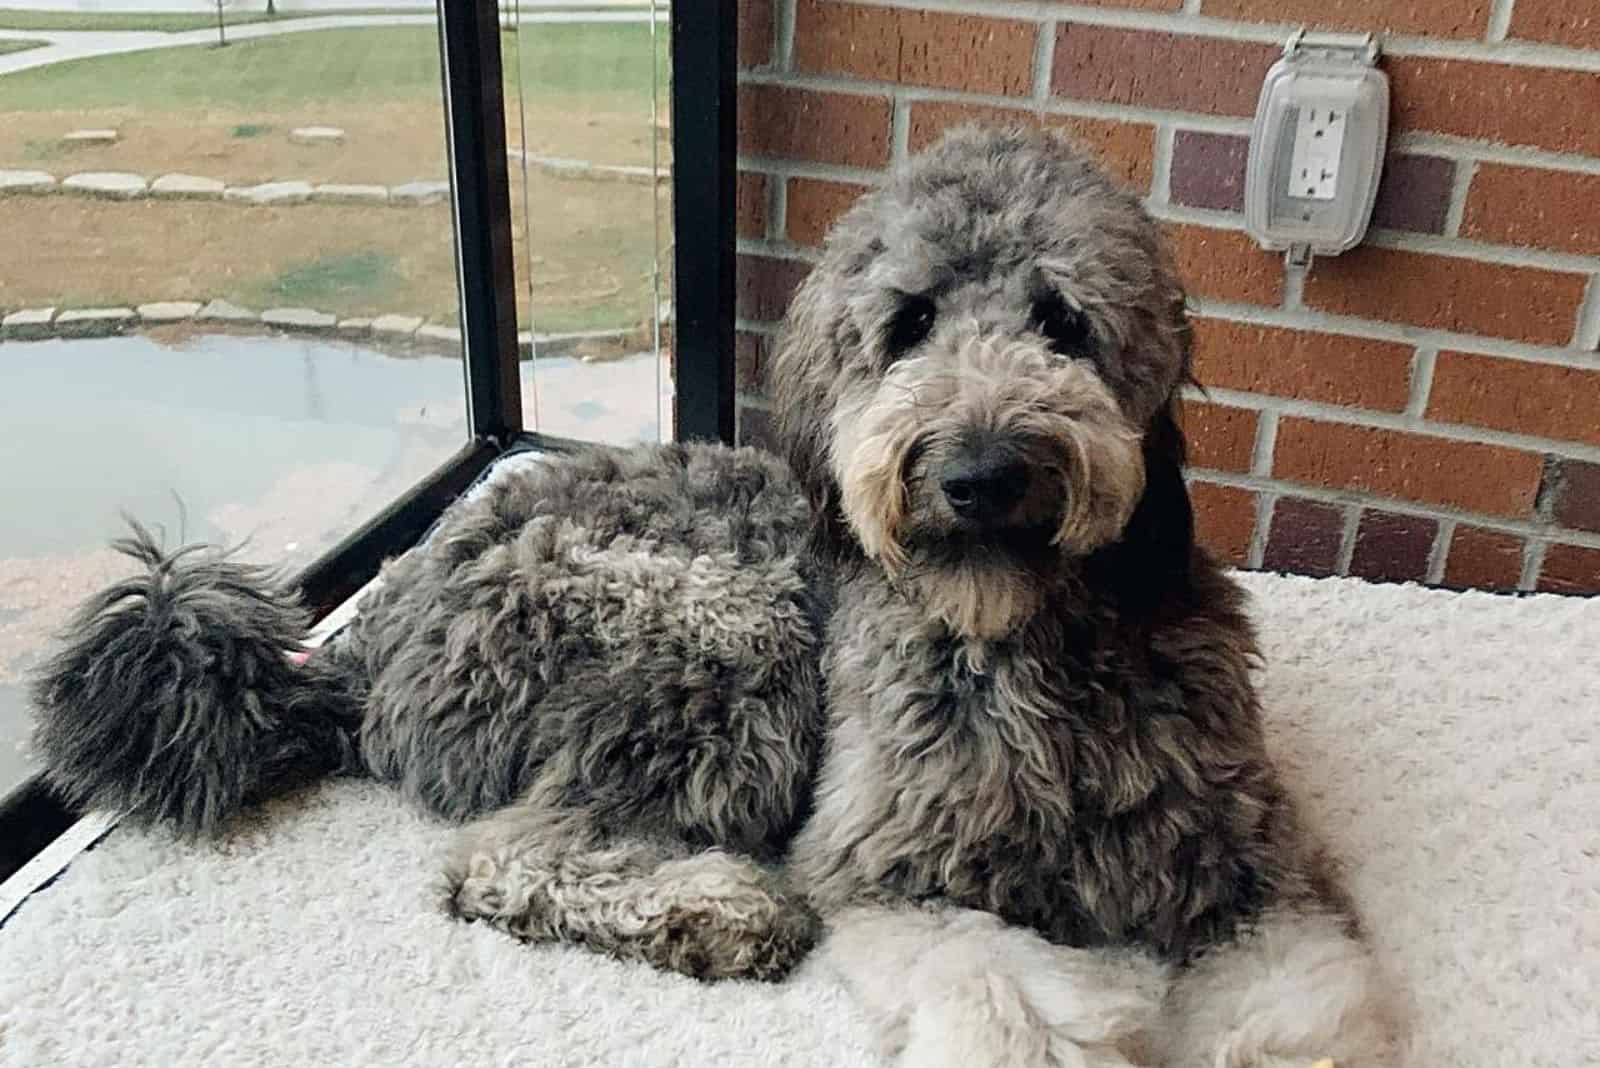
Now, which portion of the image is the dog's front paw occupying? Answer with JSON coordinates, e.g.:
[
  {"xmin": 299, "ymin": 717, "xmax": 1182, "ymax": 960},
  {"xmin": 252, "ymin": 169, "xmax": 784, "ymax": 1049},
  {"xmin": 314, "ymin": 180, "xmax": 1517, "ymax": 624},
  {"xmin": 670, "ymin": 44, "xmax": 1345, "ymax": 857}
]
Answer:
[{"xmin": 442, "ymin": 852, "xmax": 553, "ymax": 942}]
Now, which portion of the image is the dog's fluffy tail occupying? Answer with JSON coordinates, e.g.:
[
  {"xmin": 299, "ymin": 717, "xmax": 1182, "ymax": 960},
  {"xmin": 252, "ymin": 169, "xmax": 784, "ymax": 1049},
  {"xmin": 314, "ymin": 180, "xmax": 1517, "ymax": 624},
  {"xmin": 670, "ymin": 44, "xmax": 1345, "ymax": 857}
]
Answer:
[{"xmin": 29, "ymin": 522, "xmax": 366, "ymax": 837}]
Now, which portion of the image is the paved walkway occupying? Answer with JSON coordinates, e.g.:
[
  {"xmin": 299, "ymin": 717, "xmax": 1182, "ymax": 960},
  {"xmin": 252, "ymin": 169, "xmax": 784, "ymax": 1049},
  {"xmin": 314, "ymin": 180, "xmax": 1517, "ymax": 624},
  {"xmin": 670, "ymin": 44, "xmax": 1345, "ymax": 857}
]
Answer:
[{"xmin": 0, "ymin": 6, "xmax": 664, "ymax": 75}]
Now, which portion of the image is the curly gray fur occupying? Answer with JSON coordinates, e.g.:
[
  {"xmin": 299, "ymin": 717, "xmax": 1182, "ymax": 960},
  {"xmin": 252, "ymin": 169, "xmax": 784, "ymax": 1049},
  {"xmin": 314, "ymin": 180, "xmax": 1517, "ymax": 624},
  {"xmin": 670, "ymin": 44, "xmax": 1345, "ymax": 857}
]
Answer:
[
  {"xmin": 30, "ymin": 523, "xmax": 363, "ymax": 838},
  {"xmin": 33, "ymin": 127, "xmax": 1389, "ymax": 1060}
]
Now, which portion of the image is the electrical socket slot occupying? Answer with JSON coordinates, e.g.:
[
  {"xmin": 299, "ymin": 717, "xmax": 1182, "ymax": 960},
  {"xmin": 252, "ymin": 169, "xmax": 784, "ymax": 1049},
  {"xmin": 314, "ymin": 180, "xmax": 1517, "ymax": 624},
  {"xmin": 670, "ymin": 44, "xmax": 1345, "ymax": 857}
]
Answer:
[{"xmin": 1288, "ymin": 106, "xmax": 1346, "ymax": 201}]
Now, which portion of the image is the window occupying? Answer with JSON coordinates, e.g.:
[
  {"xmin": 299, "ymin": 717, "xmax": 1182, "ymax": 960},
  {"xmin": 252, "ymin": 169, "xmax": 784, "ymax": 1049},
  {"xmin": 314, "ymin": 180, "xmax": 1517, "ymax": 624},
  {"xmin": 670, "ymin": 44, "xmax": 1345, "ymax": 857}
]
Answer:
[{"xmin": 0, "ymin": 0, "xmax": 737, "ymax": 860}]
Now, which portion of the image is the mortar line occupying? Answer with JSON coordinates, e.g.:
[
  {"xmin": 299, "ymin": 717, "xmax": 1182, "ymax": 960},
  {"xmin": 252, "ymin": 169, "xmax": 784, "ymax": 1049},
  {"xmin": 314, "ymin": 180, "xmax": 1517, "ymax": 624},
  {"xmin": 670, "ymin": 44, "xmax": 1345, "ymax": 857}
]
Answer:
[
  {"xmin": 1405, "ymin": 347, "xmax": 1439, "ymax": 418},
  {"xmin": 1335, "ymin": 504, "xmax": 1363, "ymax": 576},
  {"xmin": 1487, "ymin": 0, "xmax": 1517, "ymax": 42},
  {"xmin": 1425, "ymin": 518, "xmax": 1457, "ymax": 585},
  {"xmin": 1443, "ymin": 158, "xmax": 1478, "ymax": 239},
  {"xmin": 1519, "ymin": 538, "xmax": 1549, "ymax": 591}
]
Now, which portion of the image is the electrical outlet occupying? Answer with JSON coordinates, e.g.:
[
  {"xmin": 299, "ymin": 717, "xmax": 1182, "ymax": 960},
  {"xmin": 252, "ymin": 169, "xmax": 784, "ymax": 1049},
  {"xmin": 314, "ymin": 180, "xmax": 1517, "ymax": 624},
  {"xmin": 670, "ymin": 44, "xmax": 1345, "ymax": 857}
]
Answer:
[
  {"xmin": 1244, "ymin": 31, "xmax": 1389, "ymax": 264},
  {"xmin": 1288, "ymin": 106, "xmax": 1347, "ymax": 201}
]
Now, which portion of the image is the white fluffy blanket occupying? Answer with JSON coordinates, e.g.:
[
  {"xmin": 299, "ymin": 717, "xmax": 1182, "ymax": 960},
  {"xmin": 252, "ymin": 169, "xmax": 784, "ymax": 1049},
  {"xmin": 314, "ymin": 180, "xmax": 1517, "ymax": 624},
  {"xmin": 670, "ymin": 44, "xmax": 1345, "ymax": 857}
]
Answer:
[{"xmin": 2, "ymin": 573, "xmax": 1595, "ymax": 1066}]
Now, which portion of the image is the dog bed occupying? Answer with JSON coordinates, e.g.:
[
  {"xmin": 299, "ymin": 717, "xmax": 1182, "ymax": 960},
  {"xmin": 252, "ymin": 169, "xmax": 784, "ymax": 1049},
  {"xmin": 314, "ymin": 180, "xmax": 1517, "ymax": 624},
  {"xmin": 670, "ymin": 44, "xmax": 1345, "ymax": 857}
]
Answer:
[{"xmin": 2, "ymin": 568, "xmax": 1595, "ymax": 1066}]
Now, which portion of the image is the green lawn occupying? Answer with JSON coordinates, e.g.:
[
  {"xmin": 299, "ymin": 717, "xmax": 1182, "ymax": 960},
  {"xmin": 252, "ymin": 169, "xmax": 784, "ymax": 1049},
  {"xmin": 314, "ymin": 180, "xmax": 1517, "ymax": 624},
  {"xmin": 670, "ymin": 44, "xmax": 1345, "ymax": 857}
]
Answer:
[
  {"xmin": 0, "ymin": 23, "xmax": 668, "ymax": 111},
  {"xmin": 0, "ymin": 7, "xmax": 417, "ymax": 33},
  {"xmin": 0, "ymin": 36, "xmax": 45, "ymax": 55}
]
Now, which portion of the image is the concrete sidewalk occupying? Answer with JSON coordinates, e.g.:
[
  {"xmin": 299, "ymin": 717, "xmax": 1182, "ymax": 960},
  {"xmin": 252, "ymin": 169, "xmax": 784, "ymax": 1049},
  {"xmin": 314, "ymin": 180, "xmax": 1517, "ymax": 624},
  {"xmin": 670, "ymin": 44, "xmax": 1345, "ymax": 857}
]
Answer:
[{"xmin": 0, "ymin": 7, "xmax": 664, "ymax": 76}]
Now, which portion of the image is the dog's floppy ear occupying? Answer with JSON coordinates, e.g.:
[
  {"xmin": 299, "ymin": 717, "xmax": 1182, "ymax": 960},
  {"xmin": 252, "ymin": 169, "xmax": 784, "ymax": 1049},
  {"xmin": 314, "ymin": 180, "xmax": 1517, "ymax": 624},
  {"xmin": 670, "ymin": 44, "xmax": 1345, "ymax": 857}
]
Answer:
[
  {"xmin": 770, "ymin": 269, "xmax": 856, "ymax": 563},
  {"xmin": 1087, "ymin": 294, "xmax": 1198, "ymax": 610}
]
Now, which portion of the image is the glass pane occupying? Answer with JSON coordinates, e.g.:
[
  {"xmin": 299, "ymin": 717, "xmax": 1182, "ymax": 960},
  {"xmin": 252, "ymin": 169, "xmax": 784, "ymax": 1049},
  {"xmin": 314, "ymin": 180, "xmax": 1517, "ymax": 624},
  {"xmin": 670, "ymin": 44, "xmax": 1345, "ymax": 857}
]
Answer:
[
  {"xmin": 506, "ymin": 1, "xmax": 672, "ymax": 445},
  {"xmin": 0, "ymin": 3, "xmax": 469, "ymax": 794}
]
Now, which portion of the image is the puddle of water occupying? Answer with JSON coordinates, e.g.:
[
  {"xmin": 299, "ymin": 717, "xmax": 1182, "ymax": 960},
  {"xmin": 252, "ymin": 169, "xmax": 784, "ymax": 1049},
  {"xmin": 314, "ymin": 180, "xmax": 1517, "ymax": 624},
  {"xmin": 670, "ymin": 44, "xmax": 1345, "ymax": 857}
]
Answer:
[{"xmin": 0, "ymin": 329, "xmax": 665, "ymax": 796}]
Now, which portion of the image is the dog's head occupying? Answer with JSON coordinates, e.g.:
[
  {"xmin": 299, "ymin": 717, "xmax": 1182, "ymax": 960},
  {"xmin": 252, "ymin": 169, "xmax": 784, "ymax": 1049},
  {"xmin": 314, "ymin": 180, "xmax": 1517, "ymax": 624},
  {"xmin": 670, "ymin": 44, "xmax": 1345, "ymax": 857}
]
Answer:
[{"xmin": 772, "ymin": 126, "xmax": 1195, "ymax": 639}]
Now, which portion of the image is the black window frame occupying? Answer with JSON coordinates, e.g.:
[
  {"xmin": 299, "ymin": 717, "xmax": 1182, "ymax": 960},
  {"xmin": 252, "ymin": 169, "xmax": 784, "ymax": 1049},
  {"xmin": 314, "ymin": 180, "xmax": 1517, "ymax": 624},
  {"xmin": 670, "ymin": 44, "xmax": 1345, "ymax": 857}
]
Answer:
[{"xmin": 0, "ymin": 0, "xmax": 737, "ymax": 883}]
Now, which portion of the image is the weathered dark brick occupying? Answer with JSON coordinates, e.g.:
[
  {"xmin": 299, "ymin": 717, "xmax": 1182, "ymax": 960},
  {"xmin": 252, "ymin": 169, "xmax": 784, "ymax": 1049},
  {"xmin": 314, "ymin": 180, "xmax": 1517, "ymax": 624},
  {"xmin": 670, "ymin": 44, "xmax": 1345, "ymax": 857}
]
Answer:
[
  {"xmin": 1538, "ymin": 542, "xmax": 1600, "ymax": 595},
  {"xmin": 1169, "ymin": 130, "xmax": 1248, "ymax": 212},
  {"xmin": 1370, "ymin": 155, "xmax": 1455, "ymax": 235},
  {"xmin": 1547, "ymin": 458, "xmax": 1600, "ymax": 534},
  {"xmin": 1262, "ymin": 497, "xmax": 1345, "ymax": 578},
  {"xmin": 1442, "ymin": 525, "xmax": 1524, "ymax": 591},
  {"xmin": 1348, "ymin": 510, "xmax": 1438, "ymax": 583}
]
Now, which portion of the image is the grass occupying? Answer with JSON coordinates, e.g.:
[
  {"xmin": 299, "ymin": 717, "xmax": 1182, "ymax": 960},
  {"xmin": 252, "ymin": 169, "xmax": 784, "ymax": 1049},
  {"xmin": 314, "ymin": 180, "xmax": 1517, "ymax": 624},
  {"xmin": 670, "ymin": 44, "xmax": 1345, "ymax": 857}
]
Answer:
[
  {"xmin": 0, "ymin": 37, "xmax": 46, "ymax": 56},
  {"xmin": 0, "ymin": 8, "xmax": 419, "ymax": 34},
  {"xmin": 264, "ymin": 250, "xmax": 397, "ymax": 304},
  {"xmin": 0, "ymin": 23, "xmax": 670, "ymax": 333},
  {"xmin": 0, "ymin": 24, "xmax": 668, "ymax": 111}
]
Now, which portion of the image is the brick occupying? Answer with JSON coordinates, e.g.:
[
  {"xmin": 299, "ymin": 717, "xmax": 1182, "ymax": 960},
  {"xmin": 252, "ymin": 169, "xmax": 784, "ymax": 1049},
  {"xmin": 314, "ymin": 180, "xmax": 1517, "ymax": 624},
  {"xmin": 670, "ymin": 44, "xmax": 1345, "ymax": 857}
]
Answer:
[
  {"xmin": 1427, "ymin": 352, "xmax": 1600, "ymax": 449},
  {"xmin": 1442, "ymin": 525, "xmax": 1525, "ymax": 591},
  {"xmin": 1387, "ymin": 57, "xmax": 1600, "ymax": 158},
  {"xmin": 786, "ymin": 178, "xmax": 870, "ymax": 247},
  {"xmin": 1202, "ymin": 0, "xmax": 1488, "ymax": 37},
  {"xmin": 1508, "ymin": 0, "xmax": 1600, "ymax": 50},
  {"xmin": 1370, "ymin": 155, "xmax": 1454, "ymax": 236},
  {"xmin": 908, "ymin": 102, "xmax": 1155, "ymax": 192},
  {"xmin": 739, "ymin": 402, "xmax": 779, "ymax": 452},
  {"xmin": 1165, "ymin": 224, "xmax": 1283, "ymax": 306},
  {"xmin": 1190, "ymin": 318, "xmax": 1413, "ymax": 411},
  {"xmin": 1273, "ymin": 417, "xmax": 1544, "ymax": 517},
  {"xmin": 1301, "ymin": 246, "xmax": 1587, "ymax": 346},
  {"xmin": 738, "ymin": 84, "xmax": 892, "ymax": 169},
  {"xmin": 1169, "ymin": 131, "xmax": 1248, "ymax": 213},
  {"xmin": 1188, "ymin": 481, "xmax": 1257, "ymax": 565},
  {"xmin": 794, "ymin": 0, "xmax": 1035, "ymax": 97},
  {"xmin": 1263, "ymin": 497, "xmax": 1344, "ymax": 578},
  {"xmin": 735, "ymin": 330, "xmax": 768, "ymax": 394},
  {"xmin": 736, "ymin": 172, "xmax": 768, "ymax": 240},
  {"xmin": 910, "ymin": 104, "xmax": 1154, "ymax": 192},
  {"xmin": 1461, "ymin": 164, "xmax": 1600, "ymax": 257},
  {"xmin": 1538, "ymin": 542, "xmax": 1600, "ymax": 595},
  {"xmin": 737, "ymin": 254, "xmax": 812, "ymax": 324},
  {"xmin": 1051, "ymin": 25, "xmax": 1275, "ymax": 118},
  {"xmin": 1348, "ymin": 510, "xmax": 1438, "ymax": 583},
  {"xmin": 1183, "ymin": 401, "xmax": 1258, "ymax": 472},
  {"xmin": 738, "ymin": 0, "xmax": 774, "ymax": 69},
  {"xmin": 1548, "ymin": 458, "xmax": 1600, "ymax": 533}
]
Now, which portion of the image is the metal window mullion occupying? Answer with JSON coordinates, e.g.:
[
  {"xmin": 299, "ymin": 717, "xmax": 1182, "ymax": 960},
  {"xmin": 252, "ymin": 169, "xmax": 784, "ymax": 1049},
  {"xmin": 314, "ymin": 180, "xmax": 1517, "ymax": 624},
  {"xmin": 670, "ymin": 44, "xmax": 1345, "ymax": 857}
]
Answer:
[
  {"xmin": 439, "ymin": 0, "xmax": 523, "ymax": 445},
  {"xmin": 669, "ymin": 0, "xmax": 738, "ymax": 445}
]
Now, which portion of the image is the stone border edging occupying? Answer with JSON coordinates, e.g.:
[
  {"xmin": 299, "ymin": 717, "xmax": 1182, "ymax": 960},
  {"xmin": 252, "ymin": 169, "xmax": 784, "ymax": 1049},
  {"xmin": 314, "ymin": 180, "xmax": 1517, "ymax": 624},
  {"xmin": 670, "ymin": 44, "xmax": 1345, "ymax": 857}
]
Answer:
[
  {"xmin": 0, "ymin": 298, "xmax": 644, "ymax": 362},
  {"xmin": 0, "ymin": 153, "xmax": 666, "ymax": 206}
]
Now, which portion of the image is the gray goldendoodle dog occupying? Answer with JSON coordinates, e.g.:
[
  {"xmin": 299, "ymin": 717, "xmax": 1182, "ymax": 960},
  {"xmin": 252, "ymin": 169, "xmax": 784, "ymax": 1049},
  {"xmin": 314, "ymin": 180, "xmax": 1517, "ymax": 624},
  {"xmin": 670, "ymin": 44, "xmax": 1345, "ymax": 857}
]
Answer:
[{"xmin": 31, "ymin": 127, "xmax": 1392, "ymax": 1066}]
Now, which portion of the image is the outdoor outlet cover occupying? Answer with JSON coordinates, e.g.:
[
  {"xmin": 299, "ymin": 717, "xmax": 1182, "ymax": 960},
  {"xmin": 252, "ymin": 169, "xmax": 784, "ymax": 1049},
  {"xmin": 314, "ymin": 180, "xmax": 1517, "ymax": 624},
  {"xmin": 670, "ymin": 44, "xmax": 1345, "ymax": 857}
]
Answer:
[{"xmin": 1245, "ymin": 30, "xmax": 1390, "ymax": 267}]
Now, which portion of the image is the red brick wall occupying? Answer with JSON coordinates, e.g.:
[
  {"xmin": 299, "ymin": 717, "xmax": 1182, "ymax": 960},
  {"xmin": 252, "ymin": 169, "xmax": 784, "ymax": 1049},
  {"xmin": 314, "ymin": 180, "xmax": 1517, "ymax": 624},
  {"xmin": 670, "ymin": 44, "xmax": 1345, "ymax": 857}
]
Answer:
[{"xmin": 732, "ymin": 0, "xmax": 1600, "ymax": 595}]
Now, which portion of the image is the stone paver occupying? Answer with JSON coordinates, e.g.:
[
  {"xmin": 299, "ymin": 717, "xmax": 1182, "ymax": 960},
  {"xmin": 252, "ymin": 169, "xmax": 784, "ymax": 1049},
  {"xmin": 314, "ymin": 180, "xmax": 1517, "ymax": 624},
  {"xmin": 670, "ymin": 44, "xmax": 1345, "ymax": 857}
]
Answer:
[
  {"xmin": 262, "ymin": 307, "xmax": 337, "ymax": 331},
  {"xmin": 389, "ymin": 181, "xmax": 450, "ymax": 206},
  {"xmin": 314, "ymin": 183, "xmax": 389, "ymax": 204},
  {"xmin": 54, "ymin": 307, "xmax": 136, "ymax": 337},
  {"xmin": 61, "ymin": 172, "xmax": 147, "ymax": 199},
  {"xmin": 337, "ymin": 318, "xmax": 374, "ymax": 336},
  {"xmin": 150, "ymin": 173, "xmax": 225, "ymax": 199},
  {"xmin": 415, "ymin": 324, "xmax": 462, "ymax": 347},
  {"xmin": 137, "ymin": 301, "xmax": 203, "ymax": 323},
  {"xmin": 196, "ymin": 299, "xmax": 258, "ymax": 322},
  {"xmin": 0, "ymin": 170, "xmax": 56, "ymax": 194},
  {"xmin": 371, "ymin": 314, "xmax": 423, "ymax": 338},
  {"xmin": 225, "ymin": 180, "xmax": 314, "ymax": 206},
  {"xmin": 63, "ymin": 128, "xmax": 117, "ymax": 144},
  {"xmin": 0, "ymin": 307, "xmax": 56, "ymax": 340},
  {"xmin": 290, "ymin": 126, "xmax": 346, "ymax": 145}
]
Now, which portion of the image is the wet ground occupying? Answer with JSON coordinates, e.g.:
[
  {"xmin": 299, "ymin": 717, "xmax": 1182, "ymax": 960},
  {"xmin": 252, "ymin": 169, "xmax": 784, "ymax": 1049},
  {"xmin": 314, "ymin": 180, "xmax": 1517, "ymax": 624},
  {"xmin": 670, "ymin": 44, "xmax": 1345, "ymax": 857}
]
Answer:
[{"xmin": 0, "ymin": 329, "xmax": 666, "ymax": 792}]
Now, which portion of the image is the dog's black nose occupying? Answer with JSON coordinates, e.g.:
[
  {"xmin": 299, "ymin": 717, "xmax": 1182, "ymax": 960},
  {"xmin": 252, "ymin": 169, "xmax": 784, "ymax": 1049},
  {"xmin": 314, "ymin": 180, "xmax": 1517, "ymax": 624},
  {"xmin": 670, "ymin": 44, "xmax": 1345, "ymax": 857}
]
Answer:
[{"xmin": 941, "ymin": 453, "xmax": 1029, "ymax": 520}]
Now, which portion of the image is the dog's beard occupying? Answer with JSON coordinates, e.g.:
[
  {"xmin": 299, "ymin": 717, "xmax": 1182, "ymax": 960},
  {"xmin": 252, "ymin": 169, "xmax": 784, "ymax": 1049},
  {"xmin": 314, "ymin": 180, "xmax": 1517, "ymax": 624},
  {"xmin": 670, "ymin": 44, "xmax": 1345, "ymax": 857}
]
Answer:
[
  {"xmin": 828, "ymin": 334, "xmax": 1146, "ymax": 640},
  {"xmin": 894, "ymin": 519, "xmax": 1063, "ymax": 642}
]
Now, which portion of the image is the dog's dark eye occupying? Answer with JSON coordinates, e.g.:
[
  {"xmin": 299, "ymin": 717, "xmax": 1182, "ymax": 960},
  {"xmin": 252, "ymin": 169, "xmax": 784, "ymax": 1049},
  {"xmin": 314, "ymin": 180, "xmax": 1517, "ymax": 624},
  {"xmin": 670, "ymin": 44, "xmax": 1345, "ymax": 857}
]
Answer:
[
  {"xmin": 1031, "ymin": 294, "xmax": 1093, "ymax": 358},
  {"xmin": 885, "ymin": 295, "xmax": 937, "ymax": 361}
]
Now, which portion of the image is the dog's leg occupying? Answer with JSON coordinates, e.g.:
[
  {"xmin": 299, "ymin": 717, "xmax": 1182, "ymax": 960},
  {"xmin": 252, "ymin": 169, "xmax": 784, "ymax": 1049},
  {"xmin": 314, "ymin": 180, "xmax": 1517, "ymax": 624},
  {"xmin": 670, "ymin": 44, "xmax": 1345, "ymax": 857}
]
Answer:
[
  {"xmin": 444, "ymin": 797, "xmax": 820, "ymax": 981},
  {"xmin": 1151, "ymin": 905, "xmax": 1396, "ymax": 1068},
  {"xmin": 821, "ymin": 904, "xmax": 1170, "ymax": 1068}
]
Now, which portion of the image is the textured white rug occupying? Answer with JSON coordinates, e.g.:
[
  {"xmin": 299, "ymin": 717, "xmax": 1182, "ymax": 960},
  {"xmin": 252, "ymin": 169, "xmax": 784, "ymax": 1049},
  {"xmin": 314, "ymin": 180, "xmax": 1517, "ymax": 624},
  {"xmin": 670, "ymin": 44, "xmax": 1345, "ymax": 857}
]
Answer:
[{"xmin": 2, "ymin": 573, "xmax": 1596, "ymax": 1067}]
